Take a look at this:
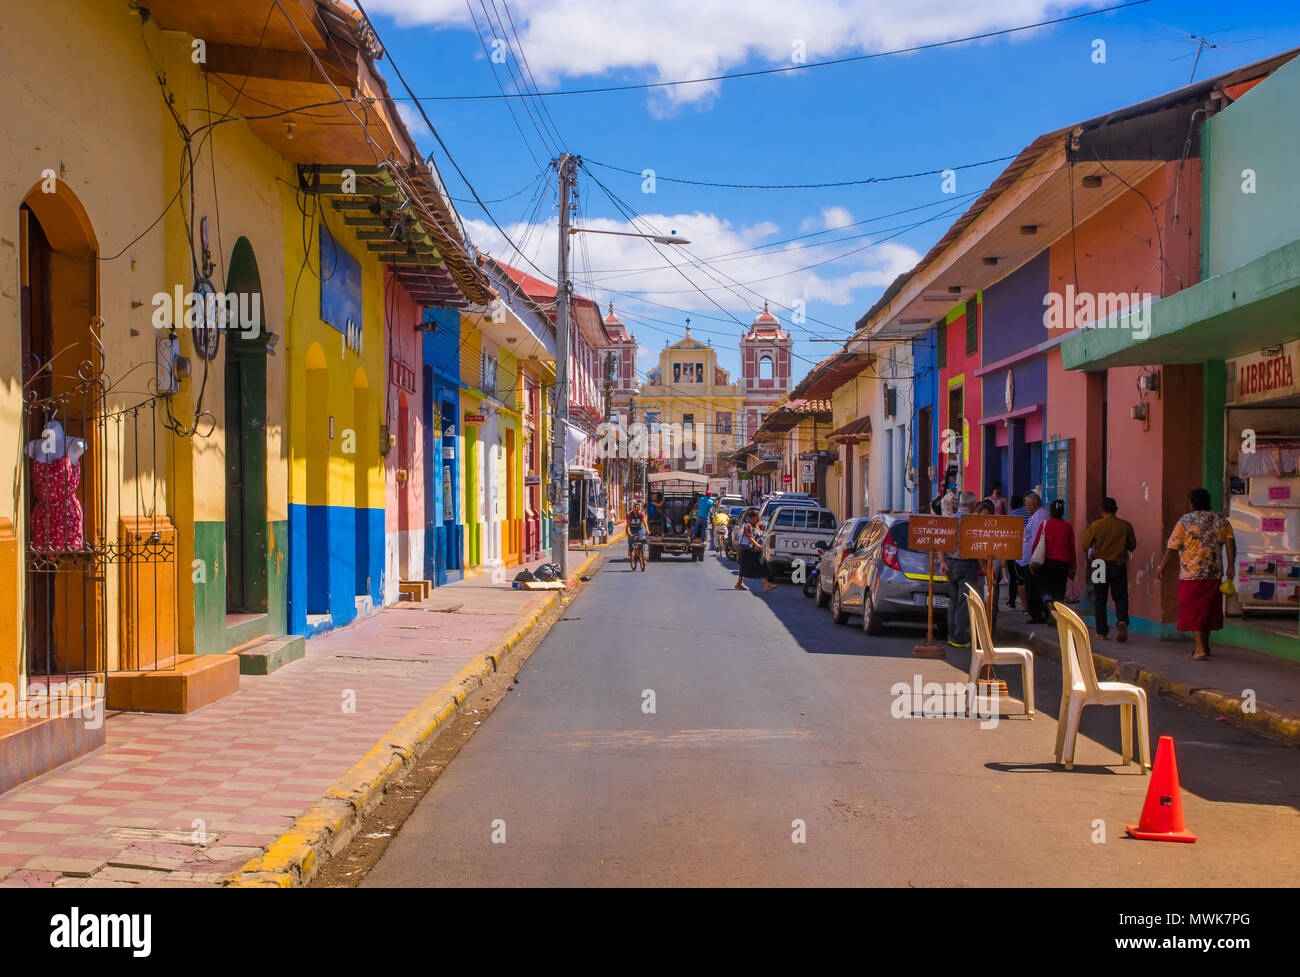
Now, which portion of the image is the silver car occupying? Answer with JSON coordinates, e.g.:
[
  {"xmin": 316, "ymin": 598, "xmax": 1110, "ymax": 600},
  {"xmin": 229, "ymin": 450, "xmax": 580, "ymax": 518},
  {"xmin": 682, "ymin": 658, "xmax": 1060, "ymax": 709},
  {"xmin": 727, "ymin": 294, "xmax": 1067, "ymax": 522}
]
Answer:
[
  {"xmin": 830, "ymin": 513, "xmax": 951, "ymax": 635},
  {"xmin": 813, "ymin": 516, "xmax": 874, "ymax": 608}
]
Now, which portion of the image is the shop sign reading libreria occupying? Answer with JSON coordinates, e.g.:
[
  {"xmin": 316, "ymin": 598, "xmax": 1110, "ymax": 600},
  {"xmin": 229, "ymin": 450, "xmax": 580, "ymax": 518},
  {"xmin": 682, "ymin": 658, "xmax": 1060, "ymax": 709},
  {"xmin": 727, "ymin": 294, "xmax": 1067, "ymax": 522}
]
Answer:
[{"xmin": 1228, "ymin": 341, "xmax": 1300, "ymax": 405}]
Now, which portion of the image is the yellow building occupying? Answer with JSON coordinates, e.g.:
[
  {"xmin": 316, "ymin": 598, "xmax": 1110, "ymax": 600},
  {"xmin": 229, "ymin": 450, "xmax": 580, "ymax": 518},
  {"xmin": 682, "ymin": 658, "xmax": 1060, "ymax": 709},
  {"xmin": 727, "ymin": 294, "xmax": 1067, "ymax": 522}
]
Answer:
[{"xmin": 637, "ymin": 327, "xmax": 745, "ymax": 478}]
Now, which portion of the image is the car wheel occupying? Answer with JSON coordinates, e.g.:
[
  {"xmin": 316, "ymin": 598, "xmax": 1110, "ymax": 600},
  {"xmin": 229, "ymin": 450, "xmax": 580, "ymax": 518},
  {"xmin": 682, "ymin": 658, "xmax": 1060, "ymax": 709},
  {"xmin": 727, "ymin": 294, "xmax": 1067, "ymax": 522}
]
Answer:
[
  {"xmin": 815, "ymin": 575, "xmax": 831, "ymax": 608},
  {"xmin": 861, "ymin": 589, "xmax": 884, "ymax": 635},
  {"xmin": 830, "ymin": 586, "xmax": 849, "ymax": 626}
]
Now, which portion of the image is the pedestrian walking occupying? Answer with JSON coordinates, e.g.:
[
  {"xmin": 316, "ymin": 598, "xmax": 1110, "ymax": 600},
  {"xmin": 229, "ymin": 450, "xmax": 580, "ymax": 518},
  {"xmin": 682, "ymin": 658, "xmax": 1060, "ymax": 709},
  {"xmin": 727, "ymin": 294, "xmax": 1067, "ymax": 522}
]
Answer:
[
  {"xmin": 735, "ymin": 508, "xmax": 776, "ymax": 593},
  {"xmin": 988, "ymin": 483, "xmax": 1008, "ymax": 515},
  {"xmin": 939, "ymin": 491, "xmax": 982, "ymax": 648},
  {"xmin": 1017, "ymin": 492, "xmax": 1048, "ymax": 621},
  {"xmin": 1081, "ymin": 497, "xmax": 1137, "ymax": 642},
  {"xmin": 1030, "ymin": 499, "xmax": 1076, "ymax": 616},
  {"xmin": 1157, "ymin": 488, "xmax": 1236, "ymax": 661},
  {"xmin": 940, "ymin": 486, "xmax": 958, "ymax": 517}
]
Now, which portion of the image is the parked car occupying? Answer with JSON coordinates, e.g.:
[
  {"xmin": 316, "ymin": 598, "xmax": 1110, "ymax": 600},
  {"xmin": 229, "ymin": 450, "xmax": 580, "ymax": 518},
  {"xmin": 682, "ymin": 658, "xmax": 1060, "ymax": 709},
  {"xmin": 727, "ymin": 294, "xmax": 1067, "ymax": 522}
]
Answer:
[
  {"xmin": 813, "ymin": 516, "xmax": 874, "ymax": 608},
  {"xmin": 762, "ymin": 505, "xmax": 838, "ymax": 577},
  {"xmin": 758, "ymin": 493, "xmax": 819, "ymax": 525},
  {"xmin": 830, "ymin": 514, "xmax": 950, "ymax": 635}
]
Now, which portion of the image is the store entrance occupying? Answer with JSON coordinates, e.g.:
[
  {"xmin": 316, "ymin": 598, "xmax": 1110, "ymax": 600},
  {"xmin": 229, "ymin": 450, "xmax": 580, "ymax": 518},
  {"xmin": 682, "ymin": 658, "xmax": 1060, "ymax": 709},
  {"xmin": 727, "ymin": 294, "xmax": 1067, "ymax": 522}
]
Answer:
[{"xmin": 1225, "ymin": 395, "xmax": 1300, "ymax": 639}]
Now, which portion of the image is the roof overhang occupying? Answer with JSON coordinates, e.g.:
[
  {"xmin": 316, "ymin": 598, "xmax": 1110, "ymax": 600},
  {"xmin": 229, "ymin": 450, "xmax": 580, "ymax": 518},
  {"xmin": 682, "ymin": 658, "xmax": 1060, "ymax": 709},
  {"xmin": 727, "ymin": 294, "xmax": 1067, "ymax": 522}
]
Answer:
[
  {"xmin": 790, "ymin": 351, "xmax": 876, "ymax": 399},
  {"xmin": 826, "ymin": 416, "xmax": 873, "ymax": 444},
  {"xmin": 1061, "ymin": 238, "xmax": 1300, "ymax": 370},
  {"xmin": 865, "ymin": 147, "xmax": 1163, "ymax": 341}
]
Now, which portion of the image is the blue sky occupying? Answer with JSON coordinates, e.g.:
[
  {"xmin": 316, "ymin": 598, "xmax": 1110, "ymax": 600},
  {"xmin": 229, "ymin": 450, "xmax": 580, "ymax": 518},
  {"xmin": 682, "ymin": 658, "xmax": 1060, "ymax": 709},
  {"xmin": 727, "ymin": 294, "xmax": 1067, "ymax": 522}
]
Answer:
[{"xmin": 363, "ymin": 0, "xmax": 1300, "ymax": 382}]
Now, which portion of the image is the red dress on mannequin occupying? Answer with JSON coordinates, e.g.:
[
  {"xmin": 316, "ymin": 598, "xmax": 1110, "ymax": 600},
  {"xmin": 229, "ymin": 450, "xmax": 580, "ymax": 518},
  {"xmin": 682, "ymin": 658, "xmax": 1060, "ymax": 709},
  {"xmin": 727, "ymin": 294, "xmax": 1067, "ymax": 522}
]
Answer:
[{"xmin": 30, "ymin": 452, "xmax": 85, "ymax": 552}]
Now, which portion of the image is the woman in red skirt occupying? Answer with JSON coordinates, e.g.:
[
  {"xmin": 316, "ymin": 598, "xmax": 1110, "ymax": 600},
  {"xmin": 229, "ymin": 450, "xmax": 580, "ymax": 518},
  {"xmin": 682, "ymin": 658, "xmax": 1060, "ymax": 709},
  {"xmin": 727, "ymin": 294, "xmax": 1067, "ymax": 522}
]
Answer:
[{"xmin": 1157, "ymin": 488, "xmax": 1236, "ymax": 661}]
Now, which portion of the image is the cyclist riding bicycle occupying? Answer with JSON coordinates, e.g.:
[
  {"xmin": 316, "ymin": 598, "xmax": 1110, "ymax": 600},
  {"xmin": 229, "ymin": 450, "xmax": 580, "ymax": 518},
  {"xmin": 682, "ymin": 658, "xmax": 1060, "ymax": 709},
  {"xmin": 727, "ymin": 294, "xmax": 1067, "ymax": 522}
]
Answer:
[{"xmin": 626, "ymin": 501, "xmax": 648, "ymax": 557}]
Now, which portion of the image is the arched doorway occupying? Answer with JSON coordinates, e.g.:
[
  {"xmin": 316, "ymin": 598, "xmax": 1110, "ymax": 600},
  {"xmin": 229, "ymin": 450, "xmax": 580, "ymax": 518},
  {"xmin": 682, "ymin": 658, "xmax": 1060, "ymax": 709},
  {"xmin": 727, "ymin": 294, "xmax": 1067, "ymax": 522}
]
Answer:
[
  {"xmin": 19, "ymin": 183, "xmax": 102, "ymax": 679},
  {"xmin": 224, "ymin": 238, "xmax": 268, "ymax": 616}
]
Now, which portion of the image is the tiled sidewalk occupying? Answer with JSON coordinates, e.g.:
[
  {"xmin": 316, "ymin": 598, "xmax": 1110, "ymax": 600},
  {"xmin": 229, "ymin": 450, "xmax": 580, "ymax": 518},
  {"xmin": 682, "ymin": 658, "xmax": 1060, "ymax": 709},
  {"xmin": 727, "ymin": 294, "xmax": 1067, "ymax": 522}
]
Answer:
[{"xmin": 0, "ymin": 567, "xmax": 560, "ymax": 887}]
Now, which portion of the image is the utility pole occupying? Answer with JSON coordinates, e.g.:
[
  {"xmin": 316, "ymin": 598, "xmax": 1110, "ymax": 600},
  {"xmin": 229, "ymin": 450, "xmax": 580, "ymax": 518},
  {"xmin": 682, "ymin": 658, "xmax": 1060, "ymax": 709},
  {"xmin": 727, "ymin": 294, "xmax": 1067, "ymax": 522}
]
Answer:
[
  {"xmin": 627, "ymin": 395, "xmax": 636, "ymax": 509},
  {"xmin": 550, "ymin": 153, "xmax": 576, "ymax": 578}
]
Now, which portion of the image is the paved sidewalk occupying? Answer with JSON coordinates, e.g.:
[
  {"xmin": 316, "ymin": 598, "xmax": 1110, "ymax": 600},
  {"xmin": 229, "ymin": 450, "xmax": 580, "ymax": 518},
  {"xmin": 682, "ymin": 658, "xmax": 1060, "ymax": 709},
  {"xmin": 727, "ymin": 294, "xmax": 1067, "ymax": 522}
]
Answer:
[
  {"xmin": 0, "ymin": 559, "xmax": 573, "ymax": 888},
  {"xmin": 997, "ymin": 604, "xmax": 1300, "ymax": 746}
]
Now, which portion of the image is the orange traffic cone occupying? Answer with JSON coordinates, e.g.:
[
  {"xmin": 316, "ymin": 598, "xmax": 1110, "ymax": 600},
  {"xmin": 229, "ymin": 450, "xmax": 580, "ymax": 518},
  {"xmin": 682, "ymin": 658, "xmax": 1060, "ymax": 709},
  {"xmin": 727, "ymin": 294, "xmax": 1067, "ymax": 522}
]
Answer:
[{"xmin": 1126, "ymin": 735, "xmax": 1197, "ymax": 843}]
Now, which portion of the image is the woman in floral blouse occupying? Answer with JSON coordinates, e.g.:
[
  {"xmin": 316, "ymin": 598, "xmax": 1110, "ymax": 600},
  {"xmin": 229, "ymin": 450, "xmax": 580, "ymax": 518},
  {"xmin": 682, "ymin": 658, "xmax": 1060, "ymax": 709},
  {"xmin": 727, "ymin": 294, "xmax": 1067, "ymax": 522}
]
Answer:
[{"xmin": 1157, "ymin": 488, "xmax": 1236, "ymax": 660}]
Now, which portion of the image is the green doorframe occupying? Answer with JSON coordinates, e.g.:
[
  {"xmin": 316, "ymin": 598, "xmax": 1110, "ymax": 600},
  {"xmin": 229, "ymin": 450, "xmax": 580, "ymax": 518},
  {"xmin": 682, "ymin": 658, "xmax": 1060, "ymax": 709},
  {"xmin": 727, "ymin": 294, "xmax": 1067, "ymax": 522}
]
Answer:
[
  {"xmin": 224, "ymin": 236, "xmax": 269, "ymax": 615},
  {"xmin": 1202, "ymin": 361, "xmax": 1226, "ymax": 509}
]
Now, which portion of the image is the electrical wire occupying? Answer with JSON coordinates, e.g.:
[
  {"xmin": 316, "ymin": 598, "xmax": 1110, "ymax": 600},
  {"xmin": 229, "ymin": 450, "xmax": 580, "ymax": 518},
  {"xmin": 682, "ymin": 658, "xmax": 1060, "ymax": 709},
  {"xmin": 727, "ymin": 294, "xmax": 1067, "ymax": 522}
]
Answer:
[
  {"xmin": 401, "ymin": 1, "xmax": 1154, "ymax": 101},
  {"xmin": 583, "ymin": 153, "xmax": 1014, "ymax": 191}
]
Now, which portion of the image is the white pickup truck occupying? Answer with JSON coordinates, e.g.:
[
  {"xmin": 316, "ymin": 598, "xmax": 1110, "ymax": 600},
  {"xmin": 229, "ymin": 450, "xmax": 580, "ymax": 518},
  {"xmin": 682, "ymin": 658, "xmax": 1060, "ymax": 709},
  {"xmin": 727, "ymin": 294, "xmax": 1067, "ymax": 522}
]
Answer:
[{"xmin": 762, "ymin": 504, "xmax": 839, "ymax": 576}]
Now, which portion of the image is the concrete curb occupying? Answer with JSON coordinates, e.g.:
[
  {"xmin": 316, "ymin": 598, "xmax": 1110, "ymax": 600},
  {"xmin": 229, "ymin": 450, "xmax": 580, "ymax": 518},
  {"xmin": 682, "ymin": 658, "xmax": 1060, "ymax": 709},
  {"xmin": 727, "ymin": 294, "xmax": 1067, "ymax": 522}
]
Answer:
[
  {"xmin": 224, "ymin": 545, "xmax": 610, "ymax": 888},
  {"xmin": 999, "ymin": 623, "xmax": 1300, "ymax": 749}
]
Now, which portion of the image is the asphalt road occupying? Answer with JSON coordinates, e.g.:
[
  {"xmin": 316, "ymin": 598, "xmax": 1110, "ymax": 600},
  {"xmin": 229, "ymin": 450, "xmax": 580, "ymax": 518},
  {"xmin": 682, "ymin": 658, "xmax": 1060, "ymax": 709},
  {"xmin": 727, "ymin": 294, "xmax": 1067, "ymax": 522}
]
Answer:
[{"xmin": 363, "ymin": 545, "xmax": 1300, "ymax": 887}]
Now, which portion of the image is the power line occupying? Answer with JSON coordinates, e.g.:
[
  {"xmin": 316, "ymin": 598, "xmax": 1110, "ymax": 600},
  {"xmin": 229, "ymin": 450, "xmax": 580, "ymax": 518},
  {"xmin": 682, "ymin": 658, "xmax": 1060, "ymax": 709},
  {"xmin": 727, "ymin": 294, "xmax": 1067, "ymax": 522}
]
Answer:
[
  {"xmin": 583, "ymin": 153, "xmax": 1014, "ymax": 190},
  {"xmin": 398, "ymin": 1, "xmax": 1153, "ymax": 101}
]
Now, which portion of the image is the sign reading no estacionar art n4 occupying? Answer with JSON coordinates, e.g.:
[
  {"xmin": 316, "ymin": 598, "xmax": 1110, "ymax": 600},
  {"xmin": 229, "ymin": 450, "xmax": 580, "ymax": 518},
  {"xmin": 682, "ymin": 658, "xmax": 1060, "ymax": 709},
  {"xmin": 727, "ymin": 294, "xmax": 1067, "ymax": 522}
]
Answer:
[
  {"xmin": 908, "ymin": 515, "xmax": 959, "ymax": 552},
  {"xmin": 958, "ymin": 514, "xmax": 1024, "ymax": 560}
]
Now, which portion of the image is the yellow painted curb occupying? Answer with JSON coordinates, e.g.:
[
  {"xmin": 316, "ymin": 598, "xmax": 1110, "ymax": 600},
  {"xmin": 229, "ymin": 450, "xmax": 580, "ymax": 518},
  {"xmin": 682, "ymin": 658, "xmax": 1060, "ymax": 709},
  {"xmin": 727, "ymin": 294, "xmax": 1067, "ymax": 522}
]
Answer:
[{"xmin": 224, "ymin": 548, "xmax": 610, "ymax": 888}]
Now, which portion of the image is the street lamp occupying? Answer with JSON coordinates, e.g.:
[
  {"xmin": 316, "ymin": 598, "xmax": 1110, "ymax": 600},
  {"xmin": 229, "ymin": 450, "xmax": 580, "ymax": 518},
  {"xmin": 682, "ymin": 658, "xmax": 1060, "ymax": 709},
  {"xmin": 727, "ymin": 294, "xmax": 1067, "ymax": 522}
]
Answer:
[{"xmin": 570, "ymin": 227, "xmax": 692, "ymax": 246}]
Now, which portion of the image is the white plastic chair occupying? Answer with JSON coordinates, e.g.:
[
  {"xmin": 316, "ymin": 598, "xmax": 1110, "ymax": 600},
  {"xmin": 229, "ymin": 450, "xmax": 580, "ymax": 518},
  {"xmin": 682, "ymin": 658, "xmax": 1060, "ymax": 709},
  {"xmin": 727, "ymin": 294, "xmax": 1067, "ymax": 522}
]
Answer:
[
  {"xmin": 1052, "ymin": 603, "xmax": 1150, "ymax": 772},
  {"xmin": 965, "ymin": 584, "xmax": 1035, "ymax": 718}
]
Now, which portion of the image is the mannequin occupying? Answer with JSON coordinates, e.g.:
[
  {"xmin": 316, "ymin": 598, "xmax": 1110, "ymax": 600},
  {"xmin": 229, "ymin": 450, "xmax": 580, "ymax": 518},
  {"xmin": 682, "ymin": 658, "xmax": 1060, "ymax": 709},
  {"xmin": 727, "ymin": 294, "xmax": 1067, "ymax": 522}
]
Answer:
[{"xmin": 26, "ymin": 416, "xmax": 86, "ymax": 552}]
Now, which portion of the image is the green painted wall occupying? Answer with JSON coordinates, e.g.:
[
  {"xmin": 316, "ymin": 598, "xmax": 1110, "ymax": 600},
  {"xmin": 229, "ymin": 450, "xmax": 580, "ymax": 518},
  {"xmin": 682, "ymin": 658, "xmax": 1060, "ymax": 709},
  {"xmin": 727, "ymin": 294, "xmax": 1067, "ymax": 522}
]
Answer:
[
  {"xmin": 193, "ymin": 518, "xmax": 289, "ymax": 654},
  {"xmin": 1205, "ymin": 57, "xmax": 1300, "ymax": 277}
]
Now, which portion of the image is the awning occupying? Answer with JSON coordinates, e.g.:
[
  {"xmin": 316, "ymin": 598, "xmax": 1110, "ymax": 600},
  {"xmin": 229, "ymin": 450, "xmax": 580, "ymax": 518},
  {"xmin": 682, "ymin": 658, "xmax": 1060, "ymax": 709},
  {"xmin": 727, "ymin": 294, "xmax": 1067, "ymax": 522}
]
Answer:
[
  {"xmin": 1062, "ymin": 238, "xmax": 1300, "ymax": 370},
  {"xmin": 749, "ymin": 459, "xmax": 780, "ymax": 475},
  {"xmin": 790, "ymin": 351, "xmax": 876, "ymax": 400},
  {"xmin": 826, "ymin": 416, "xmax": 873, "ymax": 444},
  {"xmin": 756, "ymin": 398, "xmax": 833, "ymax": 435}
]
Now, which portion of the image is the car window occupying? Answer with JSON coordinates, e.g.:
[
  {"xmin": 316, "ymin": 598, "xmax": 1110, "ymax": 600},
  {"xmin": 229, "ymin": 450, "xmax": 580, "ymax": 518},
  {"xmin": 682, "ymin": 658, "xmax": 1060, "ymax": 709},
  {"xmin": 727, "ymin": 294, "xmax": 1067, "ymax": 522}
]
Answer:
[
  {"xmin": 775, "ymin": 509, "xmax": 795, "ymax": 527},
  {"xmin": 832, "ymin": 524, "xmax": 848, "ymax": 547},
  {"xmin": 819, "ymin": 512, "xmax": 837, "ymax": 530},
  {"xmin": 851, "ymin": 520, "xmax": 870, "ymax": 548},
  {"xmin": 887, "ymin": 521, "xmax": 910, "ymax": 549},
  {"xmin": 793, "ymin": 510, "xmax": 808, "ymax": 529}
]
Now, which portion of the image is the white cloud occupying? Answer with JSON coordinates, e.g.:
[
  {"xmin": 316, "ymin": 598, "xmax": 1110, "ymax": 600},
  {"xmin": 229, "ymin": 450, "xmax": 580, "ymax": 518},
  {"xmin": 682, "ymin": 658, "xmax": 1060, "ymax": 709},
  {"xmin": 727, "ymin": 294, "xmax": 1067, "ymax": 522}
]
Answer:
[
  {"xmin": 394, "ymin": 101, "xmax": 431, "ymax": 139},
  {"xmin": 367, "ymin": 0, "xmax": 1100, "ymax": 113},
  {"xmin": 821, "ymin": 205, "xmax": 854, "ymax": 229}
]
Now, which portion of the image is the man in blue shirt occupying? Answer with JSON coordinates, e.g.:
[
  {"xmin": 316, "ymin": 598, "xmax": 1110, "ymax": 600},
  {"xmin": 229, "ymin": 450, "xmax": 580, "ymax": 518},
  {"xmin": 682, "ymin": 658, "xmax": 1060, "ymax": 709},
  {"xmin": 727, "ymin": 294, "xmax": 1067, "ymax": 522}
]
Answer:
[
  {"xmin": 1017, "ymin": 492, "xmax": 1048, "ymax": 623},
  {"xmin": 692, "ymin": 491, "xmax": 715, "ymax": 543}
]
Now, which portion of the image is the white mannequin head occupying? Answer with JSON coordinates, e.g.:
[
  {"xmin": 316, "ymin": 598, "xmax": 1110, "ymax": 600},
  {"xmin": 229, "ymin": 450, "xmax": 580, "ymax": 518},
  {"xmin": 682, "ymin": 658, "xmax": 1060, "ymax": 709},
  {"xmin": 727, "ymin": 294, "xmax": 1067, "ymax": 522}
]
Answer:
[{"xmin": 26, "ymin": 419, "xmax": 86, "ymax": 463}]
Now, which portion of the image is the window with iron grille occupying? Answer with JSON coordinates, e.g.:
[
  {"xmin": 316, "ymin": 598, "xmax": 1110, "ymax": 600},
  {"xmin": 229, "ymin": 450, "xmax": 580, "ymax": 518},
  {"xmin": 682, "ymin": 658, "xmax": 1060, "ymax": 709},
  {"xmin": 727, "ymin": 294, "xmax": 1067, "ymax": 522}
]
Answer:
[{"xmin": 965, "ymin": 298, "xmax": 978, "ymax": 356}]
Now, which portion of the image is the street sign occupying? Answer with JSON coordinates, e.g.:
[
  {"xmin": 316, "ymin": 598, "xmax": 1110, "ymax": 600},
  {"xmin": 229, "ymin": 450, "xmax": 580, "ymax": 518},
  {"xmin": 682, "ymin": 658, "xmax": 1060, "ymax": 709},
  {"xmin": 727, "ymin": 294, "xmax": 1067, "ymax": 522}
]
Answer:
[
  {"xmin": 465, "ymin": 413, "xmax": 486, "ymax": 425},
  {"xmin": 958, "ymin": 514, "xmax": 1024, "ymax": 560},
  {"xmin": 908, "ymin": 515, "xmax": 959, "ymax": 659},
  {"xmin": 908, "ymin": 515, "xmax": 959, "ymax": 552},
  {"xmin": 782, "ymin": 474, "xmax": 792, "ymax": 483},
  {"xmin": 800, "ymin": 459, "xmax": 815, "ymax": 483}
]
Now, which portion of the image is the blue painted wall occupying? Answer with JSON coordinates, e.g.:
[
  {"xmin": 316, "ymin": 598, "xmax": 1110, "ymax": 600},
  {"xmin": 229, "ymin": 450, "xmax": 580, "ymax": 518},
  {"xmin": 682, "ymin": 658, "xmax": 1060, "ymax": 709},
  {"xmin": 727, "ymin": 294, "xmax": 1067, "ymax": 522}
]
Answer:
[
  {"xmin": 982, "ymin": 250, "xmax": 1049, "ymax": 364},
  {"xmin": 423, "ymin": 310, "xmax": 464, "ymax": 586},
  {"xmin": 287, "ymin": 503, "xmax": 384, "ymax": 636},
  {"xmin": 912, "ymin": 327, "xmax": 939, "ymax": 501}
]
